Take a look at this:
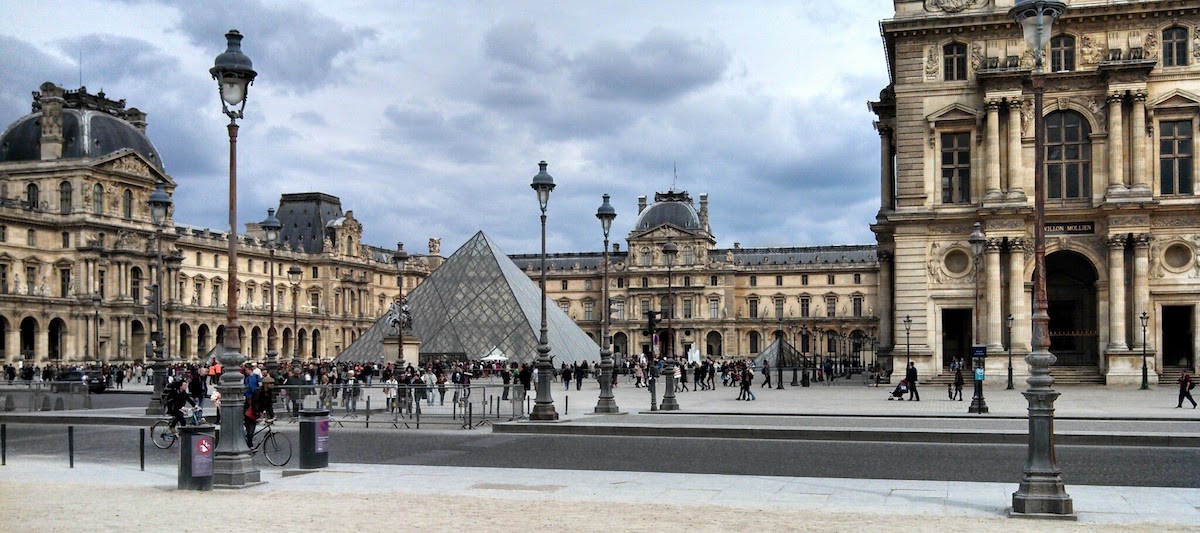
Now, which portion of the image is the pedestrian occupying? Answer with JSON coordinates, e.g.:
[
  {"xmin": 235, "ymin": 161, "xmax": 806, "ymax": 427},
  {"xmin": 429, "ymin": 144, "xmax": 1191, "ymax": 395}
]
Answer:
[
  {"xmin": 243, "ymin": 376, "xmax": 275, "ymax": 448},
  {"xmin": 501, "ymin": 363, "xmax": 512, "ymax": 400},
  {"xmin": 740, "ymin": 363, "xmax": 756, "ymax": 401},
  {"xmin": 1178, "ymin": 370, "xmax": 1197, "ymax": 409},
  {"xmin": 906, "ymin": 362, "xmax": 920, "ymax": 401},
  {"xmin": 952, "ymin": 367, "xmax": 964, "ymax": 401},
  {"xmin": 422, "ymin": 367, "xmax": 437, "ymax": 406},
  {"xmin": 562, "ymin": 364, "xmax": 572, "ymax": 391},
  {"xmin": 576, "ymin": 361, "xmax": 587, "ymax": 390},
  {"xmin": 761, "ymin": 361, "xmax": 771, "ymax": 388},
  {"xmin": 823, "ymin": 358, "xmax": 835, "ymax": 386}
]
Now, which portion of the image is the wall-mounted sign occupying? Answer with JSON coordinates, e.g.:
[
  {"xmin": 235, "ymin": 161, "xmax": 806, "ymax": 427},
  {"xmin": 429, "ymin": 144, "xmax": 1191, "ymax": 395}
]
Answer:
[{"xmin": 1046, "ymin": 222, "xmax": 1094, "ymax": 235}]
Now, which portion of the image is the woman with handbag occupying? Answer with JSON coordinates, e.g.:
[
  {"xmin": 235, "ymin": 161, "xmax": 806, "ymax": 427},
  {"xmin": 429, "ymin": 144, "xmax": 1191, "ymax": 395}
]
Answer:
[{"xmin": 1178, "ymin": 370, "xmax": 1196, "ymax": 409}]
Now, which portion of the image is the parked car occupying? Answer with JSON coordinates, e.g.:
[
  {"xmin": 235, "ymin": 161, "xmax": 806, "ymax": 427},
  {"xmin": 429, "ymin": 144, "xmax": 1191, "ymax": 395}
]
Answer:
[{"xmin": 52, "ymin": 370, "xmax": 107, "ymax": 394}]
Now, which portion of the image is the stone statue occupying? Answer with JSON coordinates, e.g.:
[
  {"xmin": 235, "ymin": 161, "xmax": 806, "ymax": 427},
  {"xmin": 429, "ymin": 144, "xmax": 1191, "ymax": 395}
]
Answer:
[
  {"xmin": 428, "ymin": 238, "xmax": 441, "ymax": 256},
  {"xmin": 385, "ymin": 298, "xmax": 412, "ymax": 335},
  {"xmin": 12, "ymin": 274, "xmax": 21, "ymax": 295}
]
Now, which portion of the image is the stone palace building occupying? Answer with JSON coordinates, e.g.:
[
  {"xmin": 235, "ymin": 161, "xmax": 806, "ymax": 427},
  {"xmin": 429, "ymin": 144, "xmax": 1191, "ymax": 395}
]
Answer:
[{"xmin": 871, "ymin": 0, "xmax": 1200, "ymax": 384}]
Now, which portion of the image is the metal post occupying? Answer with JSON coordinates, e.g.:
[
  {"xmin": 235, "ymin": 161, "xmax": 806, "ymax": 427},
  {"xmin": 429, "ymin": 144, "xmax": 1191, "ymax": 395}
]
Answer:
[
  {"xmin": 267, "ymin": 245, "xmax": 277, "ymax": 373},
  {"xmin": 68, "ymin": 426, "xmax": 74, "ymax": 468},
  {"xmin": 660, "ymin": 238, "xmax": 679, "ymax": 410},
  {"xmin": 139, "ymin": 428, "xmax": 145, "ymax": 471},
  {"xmin": 530, "ymin": 162, "xmax": 558, "ymax": 420},
  {"xmin": 1006, "ymin": 315, "xmax": 1015, "ymax": 390},
  {"xmin": 1140, "ymin": 311, "xmax": 1149, "ymax": 390},
  {"xmin": 595, "ymin": 195, "xmax": 619, "ymax": 413}
]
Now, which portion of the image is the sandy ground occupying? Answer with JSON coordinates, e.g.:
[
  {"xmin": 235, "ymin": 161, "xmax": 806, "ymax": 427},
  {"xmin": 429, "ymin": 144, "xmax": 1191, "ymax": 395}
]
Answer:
[{"xmin": 2, "ymin": 482, "xmax": 1192, "ymax": 533}]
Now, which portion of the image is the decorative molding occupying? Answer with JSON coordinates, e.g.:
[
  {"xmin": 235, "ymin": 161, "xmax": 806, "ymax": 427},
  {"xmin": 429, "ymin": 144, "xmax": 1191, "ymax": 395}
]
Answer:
[
  {"xmin": 1152, "ymin": 215, "xmax": 1200, "ymax": 228},
  {"xmin": 102, "ymin": 155, "xmax": 152, "ymax": 178},
  {"xmin": 1109, "ymin": 214, "xmax": 1149, "ymax": 228},
  {"xmin": 929, "ymin": 224, "xmax": 972, "ymax": 235},
  {"xmin": 925, "ymin": 46, "xmax": 940, "ymax": 80},
  {"xmin": 924, "ymin": 0, "xmax": 986, "ymax": 14},
  {"xmin": 987, "ymin": 219, "xmax": 1025, "ymax": 231}
]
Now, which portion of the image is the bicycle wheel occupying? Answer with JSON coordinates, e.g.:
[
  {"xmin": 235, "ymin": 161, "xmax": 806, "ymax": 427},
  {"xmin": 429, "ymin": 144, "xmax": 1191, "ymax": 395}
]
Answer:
[
  {"xmin": 262, "ymin": 432, "xmax": 292, "ymax": 466},
  {"xmin": 150, "ymin": 420, "xmax": 175, "ymax": 449}
]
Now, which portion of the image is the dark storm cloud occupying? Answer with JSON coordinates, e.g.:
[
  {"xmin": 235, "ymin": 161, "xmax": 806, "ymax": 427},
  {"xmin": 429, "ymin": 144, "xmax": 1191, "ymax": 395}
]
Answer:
[
  {"xmin": 381, "ymin": 102, "xmax": 501, "ymax": 162},
  {"xmin": 570, "ymin": 27, "xmax": 730, "ymax": 102},
  {"xmin": 0, "ymin": 36, "xmax": 76, "ymax": 128},
  {"xmin": 167, "ymin": 0, "xmax": 374, "ymax": 94}
]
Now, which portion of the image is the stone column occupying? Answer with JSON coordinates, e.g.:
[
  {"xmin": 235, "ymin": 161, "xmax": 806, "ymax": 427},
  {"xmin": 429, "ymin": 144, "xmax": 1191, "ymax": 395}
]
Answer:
[
  {"xmin": 985, "ymin": 100, "xmax": 1003, "ymax": 201},
  {"xmin": 986, "ymin": 239, "xmax": 1004, "ymax": 351},
  {"xmin": 1106, "ymin": 234, "xmax": 1128, "ymax": 351},
  {"xmin": 1132, "ymin": 234, "xmax": 1151, "ymax": 348},
  {"xmin": 1006, "ymin": 99, "xmax": 1025, "ymax": 202},
  {"xmin": 879, "ymin": 126, "xmax": 895, "ymax": 210},
  {"xmin": 1130, "ymin": 92, "xmax": 1149, "ymax": 195},
  {"xmin": 1106, "ymin": 92, "xmax": 1125, "ymax": 195},
  {"xmin": 878, "ymin": 251, "xmax": 894, "ymax": 354},
  {"xmin": 4, "ymin": 324, "xmax": 18, "ymax": 364},
  {"xmin": 1008, "ymin": 239, "xmax": 1029, "ymax": 353}
]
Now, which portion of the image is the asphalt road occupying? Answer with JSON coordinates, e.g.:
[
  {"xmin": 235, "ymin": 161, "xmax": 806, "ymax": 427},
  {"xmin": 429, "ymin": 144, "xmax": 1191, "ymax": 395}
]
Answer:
[{"xmin": 4, "ymin": 423, "xmax": 1198, "ymax": 488}]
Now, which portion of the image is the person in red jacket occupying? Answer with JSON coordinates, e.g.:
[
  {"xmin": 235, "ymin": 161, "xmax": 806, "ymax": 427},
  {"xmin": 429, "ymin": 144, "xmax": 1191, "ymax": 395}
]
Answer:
[{"xmin": 1178, "ymin": 370, "xmax": 1196, "ymax": 409}]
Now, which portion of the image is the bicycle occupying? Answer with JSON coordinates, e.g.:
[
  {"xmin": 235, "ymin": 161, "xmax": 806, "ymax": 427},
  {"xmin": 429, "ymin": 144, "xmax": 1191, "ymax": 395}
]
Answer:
[
  {"xmin": 150, "ymin": 406, "xmax": 203, "ymax": 450},
  {"xmin": 249, "ymin": 418, "xmax": 292, "ymax": 466}
]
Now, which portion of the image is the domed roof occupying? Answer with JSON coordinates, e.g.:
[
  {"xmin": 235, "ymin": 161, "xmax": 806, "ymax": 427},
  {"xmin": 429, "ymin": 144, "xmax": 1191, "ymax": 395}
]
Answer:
[
  {"xmin": 635, "ymin": 191, "xmax": 702, "ymax": 231},
  {"xmin": 0, "ymin": 107, "xmax": 164, "ymax": 171}
]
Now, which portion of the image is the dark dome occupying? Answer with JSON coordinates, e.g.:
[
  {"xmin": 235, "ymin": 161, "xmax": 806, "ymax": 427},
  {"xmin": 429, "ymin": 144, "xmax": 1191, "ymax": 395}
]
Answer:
[
  {"xmin": 635, "ymin": 201, "xmax": 701, "ymax": 231},
  {"xmin": 0, "ymin": 109, "xmax": 164, "ymax": 171}
]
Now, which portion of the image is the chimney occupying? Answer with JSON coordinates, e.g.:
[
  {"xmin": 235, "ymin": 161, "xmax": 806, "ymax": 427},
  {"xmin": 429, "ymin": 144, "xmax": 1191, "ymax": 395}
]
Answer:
[
  {"xmin": 733, "ymin": 242, "xmax": 741, "ymax": 250},
  {"xmin": 37, "ymin": 82, "xmax": 65, "ymax": 160},
  {"xmin": 638, "ymin": 196, "xmax": 647, "ymax": 214},
  {"xmin": 125, "ymin": 107, "xmax": 147, "ymax": 134},
  {"xmin": 612, "ymin": 243, "xmax": 620, "ymax": 253},
  {"xmin": 699, "ymin": 193, "xmax": 709, "ymax": 230}
]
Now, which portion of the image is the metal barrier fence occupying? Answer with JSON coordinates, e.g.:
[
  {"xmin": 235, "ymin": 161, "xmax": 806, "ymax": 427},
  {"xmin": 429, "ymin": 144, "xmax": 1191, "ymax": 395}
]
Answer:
[
  {"xmin": 0, "ymin": 382, "xmax": 92, "ymax": 412},
  {"xmin": 267, "ymin": 383, "xmax": 536, "ymax": 430}
]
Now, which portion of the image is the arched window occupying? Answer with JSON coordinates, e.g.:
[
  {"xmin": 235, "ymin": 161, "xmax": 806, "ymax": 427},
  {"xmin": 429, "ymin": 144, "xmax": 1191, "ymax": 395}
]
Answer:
[
  {"xmin": 122, "ymin": 189, "xmax": 133, "ymax": 220},
  {"xmin": 1045, "ymin": 111, "xmax": 1092, "ymax": 200},
  {"xmin": 25, "ymin": 183, "xmax": 39, "ymax": 210},
  {"xmin": 943, "ymin": 42, "xmax": 968, "ymax": 81},
  {"xmin": 131, "ymin": 267, "xmax": 143, "ymax": 303},
  {"xmin": 1050, "ymin": 35, "xmax": 1075, "ymax": 72},
  {"xmin": 59, "ymin": 181, "xmax": 72, "ymax": 214},
  {"xmin": 749, "ymin": 332, "xmax": 760, "ymax": 354},
  {"xmin": 639, "ymin": 248, "xmax": 651, "ymax": 267},
  {"xmin": 1163, "ymin": 26, "xmax": 1189, "ymax": 67},
  {"xmin": 93, "ymin": 184, "xmax": 104, "ymax": 214}
]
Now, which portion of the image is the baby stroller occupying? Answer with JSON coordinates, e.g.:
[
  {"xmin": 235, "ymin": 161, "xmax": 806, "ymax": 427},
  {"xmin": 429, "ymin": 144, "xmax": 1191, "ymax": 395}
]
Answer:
[{"xmin": 888, "ymin": 379, "xmax": 909, "ymax": 400}]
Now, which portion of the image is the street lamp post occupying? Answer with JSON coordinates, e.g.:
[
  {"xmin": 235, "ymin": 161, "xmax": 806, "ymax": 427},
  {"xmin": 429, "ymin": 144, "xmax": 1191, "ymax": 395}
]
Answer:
[
  {"xmin": 969, "ymin": 222, "xmax": 988, "ymax": 414},
  {"xmin": 259, "ymin": 209, "xmax": 281, "ymax": 374},
  {"xmin": 1006, "ymin": 314, "xmax": 1015, "ymax": 390},
  {"xmin": 288, "ymin": 262, "xmax": 301, "ymax": 368},
  {"xmin": 145, "ymin": 182, "xmax": 171, "ymax": 415},
  {"xmin": 595, "ymin": 194, "xmax": 619, "ymax": 413},
  {"xmin": 903, "ymin": 315, "xmax": 912, "ymax": 370},
  {"xmin": 1009, "ymin": 0, "xmax": 1073, "ymax": 516},
  {"xmin": 92, "ymin": 293, "xmax": 101, "ymax": 362},
  {"xmin": 1139, "ymin": 311, "xmax": 1149, "ymax": 390},
  {"xmin": 660, "ymin": 237, "xmax": 680, "ymax": 410},
  {"xmin": 790, "ymin": 324, "xmax": 799, "ymax": 386},
  {"xmin": 529, "ymin": 161, "xmax": 559, "ymax": 420},
  {"xmin": 776, "ymin": 312, "xmax": 785, "ymax": 389},
  {"xmin": 210, "ymin": 28, "xmax": 259, "ymax": 487},
  {"xmin": 393, "ymin": 243, "xmax": 409, "ymax": 370},
  {"xmin": 800, "ymin": 325, "xmax": 810, "ymax": 387}
]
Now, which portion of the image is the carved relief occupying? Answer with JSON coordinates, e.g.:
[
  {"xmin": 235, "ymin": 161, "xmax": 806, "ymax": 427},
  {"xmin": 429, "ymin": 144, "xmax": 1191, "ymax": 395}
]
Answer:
[
  {"xmin": 1081, "ymin": 34, "xmax": 1104, "ymax": 66},
  {"xmin": 924, "ymin": 0, "xmax": 986, "ymax": 13},
  {"xmin": 987, "ymin": 219, "xmax": 1025, "ymax": 231},
  {"xmin": 428, "ymin": 238, "xmax": 441, "ymax": 256},
  {"xmin": 927, "ymin": 242, "xmax": 946, "ymax": 283},
  {"xmin": 1144, "ymin": 31, "xmax": 1159, "ymax": 60},
  {"xmin": 925, "ymin": 46, "xmax": 940, "ymax": 80},
  {"xmin": 971, "ymin": 43, "xmax": 984, "ymax": 73},
  {"xmin": 103, "ymin": 156, "xmax": 152, "ymax": 178},
  {"xmin": 929, "ymin": 224, "xmax": 973, "ymax": 235},
  {"xmin": 1021, "ymin": 98, "xmax": 1033, "ymax": 136},
  {"xmin": 1109, "ymin": 215, "xmax": 1149, "ymax": 228},
  {"xmin": 1152, "ymin": 216, "xmax": 1200, "ymax": 228}
]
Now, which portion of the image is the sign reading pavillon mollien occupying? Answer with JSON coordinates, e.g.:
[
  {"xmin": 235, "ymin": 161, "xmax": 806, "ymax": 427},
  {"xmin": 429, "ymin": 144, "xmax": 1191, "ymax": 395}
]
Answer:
[
  {"xmin": 1046, "ymin": 222, "xmax": 1095, "ymax": 235},
  {"xmin": 925, "ymin": 0, "xmax": 987, "ymax": 13}
]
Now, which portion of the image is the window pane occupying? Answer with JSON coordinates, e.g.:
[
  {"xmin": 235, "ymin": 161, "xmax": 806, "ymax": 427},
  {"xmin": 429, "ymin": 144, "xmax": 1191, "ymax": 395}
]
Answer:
[
  {"xmin": 1048, "ymin": 165, "xmax": 1062, "ymax": 198},
  {"xmin": 1066, "ymin": 164, "xmax": 1080, "ymax": 198},
  {"xmin": 1162, "ymin": 160, "xmax": 1175, "ymax": 195},
  {"xmin": 1162, "ymin": 139, "xmax": 1175, "ymax": 156},
  {"xmin": 1179, "ymin": 139, "xmax": 1192, "ymax": 156},
  {"xmin": 1180, "ymin": 163, "xmax": 1193, "ymax": 195}
]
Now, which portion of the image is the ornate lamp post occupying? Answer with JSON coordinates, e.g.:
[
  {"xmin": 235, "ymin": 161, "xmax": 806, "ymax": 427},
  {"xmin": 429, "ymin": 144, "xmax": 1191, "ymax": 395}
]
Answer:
[
  {"xmin": 92, "ymin": 293, "xmax": 101, "ymax": 362},
  {"xmin": 595, "ymin": 194, "xmax": 619, "ymax": 413},
  {"xmin": 660, "ymin": 237, "xmax": 680, "ymax": 410},
  {"xmin": 529, "ymin": 161, "xmax": 559, "ymax": 420},
  {"xmin": 145, "ymin": 182, "xmax": 171, "ymax": 414},
  {"xmin": 1006, "ymin": 314, "xmax": 1015, "ymax": 390},
  {"xmin": 903, "ymin": 315, "xmax": 912, "ymax": 370},
  {"xmin": 288, "ymin": 261, "xmax": 302, "ymax": 367},
  {"xmin": 1009, "ymin": 0, "xmax": 1073, "ymax": 516},
  {"xmin": 210, "ymin": 28, "xmax": 259, "ymax": 486},
  {"xmin": 1139, "ymin": 311, "xmax": 1149, "ymax": 390},
  {"xmin": 776, "ymin": 311, "xmax": 785, "ymax": 389},
  {"xmin": 259, "ymin": 209, "xmax": 281, "ymax": 374},
  {"xmin": 393, "ymin": 243, "xmax": 409, "ymax": 369},
  {"xmin": 790, "ymin": 323, "xmax": 799, "ymax": 386},
  {"xmin": 800, "ymin": 325, "xmax": 810, "ymax": 387},
  {"xmin": 969, "ymin": 222, "xmax": 988, "ymax": 414}
]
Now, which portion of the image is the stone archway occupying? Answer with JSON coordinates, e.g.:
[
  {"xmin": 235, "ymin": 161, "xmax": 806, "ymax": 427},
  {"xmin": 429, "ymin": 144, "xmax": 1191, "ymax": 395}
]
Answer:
[
  {"xmin": 131, "ymin": 320, "xmax": 147, "ymax": 363},
  {"xmin": 612, "ymin": 332, "xmax": 629, "ymax": 359},
  {"xmin": 20, "ymin": 317, "xmax": 37, "ymax": 360},
  {"xmin": 705, "ymin": 331, "xmax": 722, "ymax": 357},
  {"xmin": 1046, "ymin": 250, "xmax": 1100, "ymax": 366},
  {"xmin": 48, "ymin": 318, "xmax": 67, "ymax": 361},
  {"xmin": 179, "ymin": 323, "xmax": 192, "ymax": 357}
]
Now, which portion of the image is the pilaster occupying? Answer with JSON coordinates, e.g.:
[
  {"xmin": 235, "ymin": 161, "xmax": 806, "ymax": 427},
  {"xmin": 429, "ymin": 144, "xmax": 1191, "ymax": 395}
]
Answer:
[{"xmin": 1106, "ymin": 234, "xmax": 1128, "ymax": 352}]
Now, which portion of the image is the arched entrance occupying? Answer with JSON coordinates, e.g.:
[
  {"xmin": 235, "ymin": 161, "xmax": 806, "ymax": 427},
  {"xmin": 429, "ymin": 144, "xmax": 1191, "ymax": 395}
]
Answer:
[
  {"xmin": 311, "ymin": 329, "xmax": 321, "ymax": 360},
  {"xmin": 1047, "ymin": 250, "xmax": 1099, "ymax": 366},
  {"xmin": 251, "ymin": 327, "xmax": 262, "ymax": 357},
  {"xmin": 179, "ymin": 323, "xmax": 192, "ymax": 357},
  {"xmin": 197, "ymin": 325, "xmax": 211, "ymax": 357},
  {"xmin": 705, "ymin": 331, "xmax": 722, "ymax": 357},
  {"xmin": 612, "ymin": 332, "xmax": 629, "ymax": 360},
  {"xmin": 48, "ymin": 318, "xmax": 66, "ymax": 361},
  {"xmin": 297, "ymin": 329, "xmax": 308, "ymax": 359},
  {"xmin": 0, "ymin": 316, "xmax": 8, "ymax": 361},
  {"xmin": 20, "ymin": 317, "xmax": 37, "ymax": 360},
  {"xmin": 131, "ymin": 320, "xmax": 147, "ymax": 363}
]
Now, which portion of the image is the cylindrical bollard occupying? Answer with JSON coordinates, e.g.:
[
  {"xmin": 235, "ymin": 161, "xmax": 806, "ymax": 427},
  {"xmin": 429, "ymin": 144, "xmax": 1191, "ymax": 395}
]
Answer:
[
  {"xmin": 68, "ymin": 426, "xmax": 74, "ymax": 468},
  {"xmin": 365, "ymin": 397, "xmax": 370, "ymax": 428},
  {"xmin": 178, "ymin": 424, "xmax": 216, "ymax": 491},
  {"xmin": 2, "ymin": 423, "xmax": 6, "ymax": 465},
  {"xmin": 298, "ymin": 409, "xmax": 330, "ymax": 469},
  {"xmin": 139, "ymin": 428, "xmax": 145, "ymax": 471},
  {"xmin": 565, "ymin": 396, "xmax": 569, "ymax": 415}
]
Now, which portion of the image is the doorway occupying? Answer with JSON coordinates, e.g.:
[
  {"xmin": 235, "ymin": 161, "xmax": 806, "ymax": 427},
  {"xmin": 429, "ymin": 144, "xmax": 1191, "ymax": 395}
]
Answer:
[
  {"xmin": 1162, "ymin": 306, "xmax": 1194, "ymax": 368},
  {"xmin": 942, "ymin": 309, "xmax": 971, "ymax": 368},
  {"xmin": 1046, "ymin": 251, "xmax": 1099, "ymax": 366}
]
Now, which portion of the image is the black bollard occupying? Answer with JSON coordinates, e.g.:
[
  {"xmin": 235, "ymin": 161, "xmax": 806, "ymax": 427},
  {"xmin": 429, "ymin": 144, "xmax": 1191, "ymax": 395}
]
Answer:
[
  {"xmin": 139, "ymin": 428, "xmax": 145, "ymax": 471},
  {"xmin": 365, "ymin": 397, "xmax": 370, "ymax": 428},
  {"xmin": 68, "ymin": 426, "xmax": 74, "ymax": 468},
  {"xmin": 2, "ymin": 424, "xmax": 6, "ymax": 466},
  {"xmin": 298, "ymin": 409, "xmax": 330, "ymax": 469}
]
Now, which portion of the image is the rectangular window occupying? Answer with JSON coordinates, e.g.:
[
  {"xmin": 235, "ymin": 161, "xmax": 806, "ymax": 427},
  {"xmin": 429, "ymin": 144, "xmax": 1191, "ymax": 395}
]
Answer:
[
  {"xmin": 0, "ymin": 264, "xmax": 8, "ymax": 294},
  {"xmin": 749, "ymin": 299, "xmax": 759, "ymax": 319},
  {"xmin": 98, "ymin": 270, "xmax": 107, "ymax": 298},
  {"xmin": 941, "ymin": 132, "xmax": 971, "ymax": 203},
  {"xmin": 585, "ymin": 279, "xmax": 593, "ymax": 291},
  {"xmin": 825, "ymin": 296, "xmax": 836, "ymax": 317},
  {"xmin": 943, "ymin": 43, "xmax": 967, "ymax": 81},
  {"xmin": 801, "ymin": 274, "xmax": 808, "ymax": 285},
  {"xmin": 683, "ymin": 298, "xmax": 693, "ymax": 319},
  {"xmin": 854, "ymin": 273, "xmax": 862, "ymax": 284},
  {"xmin": 801, "ymin": 297, "xmax": 810, "ymax": 318},
  {"xmin": 0, "ymin": 225, "xmax": 6, "ymax": 242},
  {"xmin": 641, "ymin": 299, "xmax": 650, "ymax": 318},
  {"xmin": 558, "ymin": 301, "xmax": 570, "ymax": 315},
  {"xmin": 709, "ymin": 298, "xmax": 719, "ymax": 319},
  {"xmin": 613, "ymin": 300, "xmax": 625, "ymax": 321},
  {"xmin": 61, "ymin": 232, "xmax": 70, "ymax": 248},
  {"xmin": 248, "ymin": 288, "xmax": 256, "ymax": 308},
  {"xmin": 1050, "ymin": 35, "xmax": 1075, "ymax": 72},
  {"xmin": 1164, "ymin": 27, "xmax": 1189, "ymax": 67},
  {"xmin": 25, "ymin": 266, "xmax": 36, "ymax": 294},
  {"xmin": 214, "ymin": 256, "xmax": 220, "ymax": 268},
  {"xmin": 750, "ymin": 276, "xmax": 757, "ymax": 287},
  {"xmin": 584, "ymin": 301, "xmax": 594, "ymax": 321},
  {"xmin": 212, "ymin": 285, "xmax": 221, "ymax": 307},
  {"xmin": 1160, "ymin": 119, "xmax": 1194, "ymax": 195},
  {"xmin": 194, "ymin": 282, "xmax": 203, "ymax": 305},
  {"xmin": 311, "ymin": 267, "xmax": 318, "ymax": 278},
  {"xmin": 310, "ymin": 293, "xmax": 320, "ymax": 314},
  {"xmin": 827, "ymin": 275, "xmax": 835, "ymax": 285},
  {"xmin": 775, "ymin": 275, "xmax": 783, "ymax": 286},
  {"xmin": 774, "ymin": 299, "xmax": 784, "ymax": 319},
  {"xmin": 853, "ymin": 296, "xmax": 863, "ymax": 317},
  {"xmin": 26, "ymin": 230, "xmax": 36, "ymax": 246},
  {"xmin": 195, "ymin": 252, "xmax": 201, "ymax": 265},
  {"xmin": 709, "ymin": 276, "xmax": 717, "ymax": 286}
]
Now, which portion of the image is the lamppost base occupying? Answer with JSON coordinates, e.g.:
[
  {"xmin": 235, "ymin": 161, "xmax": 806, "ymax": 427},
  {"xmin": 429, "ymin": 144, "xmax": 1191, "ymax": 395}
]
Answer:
[
  {"xmin": 1140, "ymin": 365, "xmax": 1149, "ymax": 390},
  {"xmin": 968, "ymin": 400, "xmax": 989, "ymax": 414},
  {"xmin": 660, "ymin": 398, "xmax": 680, "ymax": 411},
  {"xmin": 1012, "ymin": 482, "xmax": 1075, "ymax": 517},
  {"xmin": 1007, "ymin": 365, "xmax": 1015, "ymax": 390},
  {"xmin": 530, "ymin": 404, "xmax": 559, "ymax": 420},
  {"xmin": 593, "ymin": 399, "xmax": 620, "ymax": 414},
  {"xmin": 213, "ymin": 451, "xmax": 262, "ymax": 487}
]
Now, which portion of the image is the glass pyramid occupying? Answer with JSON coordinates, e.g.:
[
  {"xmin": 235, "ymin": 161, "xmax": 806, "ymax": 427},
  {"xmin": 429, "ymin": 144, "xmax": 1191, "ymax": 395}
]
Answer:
[
  {"xmin": 334, "ymin": 231, "xmax": 599, "ymax": 365},
  {"xmin": 751, "ymin": 337, "xmax": 805, "ymax": 368}
]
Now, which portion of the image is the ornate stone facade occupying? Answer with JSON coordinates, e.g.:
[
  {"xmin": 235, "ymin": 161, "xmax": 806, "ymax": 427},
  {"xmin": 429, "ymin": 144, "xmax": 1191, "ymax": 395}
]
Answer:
[{"xmin": 872, "ymin": 0, "xmax": 1200, "ymax": 384}]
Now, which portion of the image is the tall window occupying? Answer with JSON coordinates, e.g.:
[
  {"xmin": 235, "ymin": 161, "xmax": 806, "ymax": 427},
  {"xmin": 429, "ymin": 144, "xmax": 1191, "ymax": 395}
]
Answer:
[
  {"xmin": 1164, "ymin": 26, "xmax": 1189, "ymax": 67},
  {"xmin": 26, "ymin": 229, "xmax": 35, "ymax": 246},
  {"xmin": 61, "ymin": 232, "xmax": 70, "ymax": 248},
  {"xmin": 827, "ymin": 275, "xmax": 835, "ymax": 285},
  {"xmin": 941, "ymin": 132, "xmax": 971, "ymax": 203},
  {"xmin": 122, "ymin": 189, "xmax": 133, "ymax": 220},
  {"xmin": 131, "ymin": 268, "xmax": 142, "ymax": 302},
  {"xmin": 640, "ymin": 299, "xmax": 650, "ymax": 317},
  {"xmin": 26, "ymin": 183, "xmax": 39, "ymax": 210},
  {"xmin": 1050, "ymin": 35, "xmax": 1075, "ymax": 72},
  {"xmin": 561, "ymin": 280, "xmax": 568, "ymax": 291},
  {"xmin": 749, "ymin": 298, "xmax": 759, "ymax": 318},
  {"xmin": 801, "ymin": 274, "xmax": 808, "ymax": 285},
  {"xmin": 59, "ymin": 181, "xmax": 72, "ymax": 213},
  {"xmin": 683, "ymin": 247, "xmax": 694, "ymax": 265},
  {"xmin": 683, "ymin": 276, "xmax": 691, "ymax": 287},
  {"xmin": 801, "ymin": 297, "xmax": 810, "ymax": 318},
  {"xmin": 641, "ymin": 277, "xmax": 649, "ymax": 288},
  {"xmin": 775, "ymin": 275, "xmax": 783, "ymax": 286},
  {"xmin": 613, "ymin": 300, "xmax": 625, "ymax": 321},
  {"xmin": 584, "ymin": 300, "xmax": 594, "ymax": 321},
  {"xmin": 0, "ymin": 264, "xmax": 9, "ymax": 294},
  {"xmin": 1045, "ymin": 111, "xmax": 1092, "ymax": 200},
  {"xmin": 708, "ymin": 298, "xmax": 719, "ymax": 319},
  {"xmin": 1160, "ymin": 119, "xmax": 1194, "ymax": 195},
  {"xmin": 59, "ymin": 268, "xmax": 70, "ymax": 298},
  {"xmin": 774, "ymin": 299, "xmax": 784, "ymax": 319},
  {"xmin": 750, "ymin": 275, "xmax": 757, "ymax": 287},
  {"xmin": 749, "ymin": 332, "xmax": 760, "ymax": 354},
  {"xmin": 943, "ymin": 42, "xmax": 968, "ymax": 81},
  {"xmin": 854, "ymin": 273, "xmax": 862, "ymax": 284},
  {"xmin": 617, "ymin": 277, "xmax": 624, "ymax": 289},
  {"xmin": 825, "ymin": 296, "xmax": 837, "ymax": 317},
  {"xmin": 585, "ymin": 279, "xmax": 593, "ymax": 290},
  {"xmin": 639, "ymin": 249, "xmax": 651, "ymax": 267},
  {"xmin": 93, "ymin": 184, "xmax": 104, "ymax": 214},
  {"xmin": 683, "ymin": 298, "xmax": 693, "ymax": 319},
  {"xmin": 710, "ymin": 275, "xmax": 718, "ymax": 286},
  {"xmin": 0, "ymin": 225, "xmax": 5, "ymax": 242},
  {"xmin": 853, "ymin": 296, "xmax": 864, "ymax": 317}
]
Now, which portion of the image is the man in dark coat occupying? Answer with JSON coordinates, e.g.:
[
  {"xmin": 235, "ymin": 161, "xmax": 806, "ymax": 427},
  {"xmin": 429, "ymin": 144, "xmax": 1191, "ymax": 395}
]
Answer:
[{"xmin": 906, "ymin": 362, "xmax": 920, "ymax": 401}]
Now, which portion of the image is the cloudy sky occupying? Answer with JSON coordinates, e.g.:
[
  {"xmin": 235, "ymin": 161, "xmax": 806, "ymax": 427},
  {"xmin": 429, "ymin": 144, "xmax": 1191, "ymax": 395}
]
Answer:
[{"xmin": 1, "ymin": 0, "xmax": 890, "ymax": 257}]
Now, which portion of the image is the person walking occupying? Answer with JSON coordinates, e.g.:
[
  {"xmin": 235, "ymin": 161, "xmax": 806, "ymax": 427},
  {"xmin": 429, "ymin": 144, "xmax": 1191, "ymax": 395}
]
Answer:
[
  {"xmin": 952, "ymin": 367, "xmax": 964, "ymax": 401},
  {"xmin": 906, "ymin": 362, "xmax": 920, "ymax": 401},
  {"xmin": 562, "ymin": 364, "xmax": 572, "ymax": 391},
  {"xmin": 1178, "ymin": 370, "xmax": 1197, "ymax": 409},
  {"xmin": 760, "ymin": 361, "xmax": 771, "ymax": 388},
  {"xmin": 823, "ymin": 358, "xmax": 835, "ymax": 386},
  {"xmin": 739, "ymin": 363, "xmax": 756, "ymax": 401}
]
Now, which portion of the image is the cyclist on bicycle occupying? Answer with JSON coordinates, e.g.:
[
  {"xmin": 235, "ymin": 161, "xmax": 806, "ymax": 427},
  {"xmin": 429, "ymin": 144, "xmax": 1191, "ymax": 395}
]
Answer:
[
  {"xmin": 244, "ymin": 375, "xmax": 276, "ymax": 448},
  {"xmin": 164, "ymin": 379, "xmax": 196, "ymax": 433}
]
